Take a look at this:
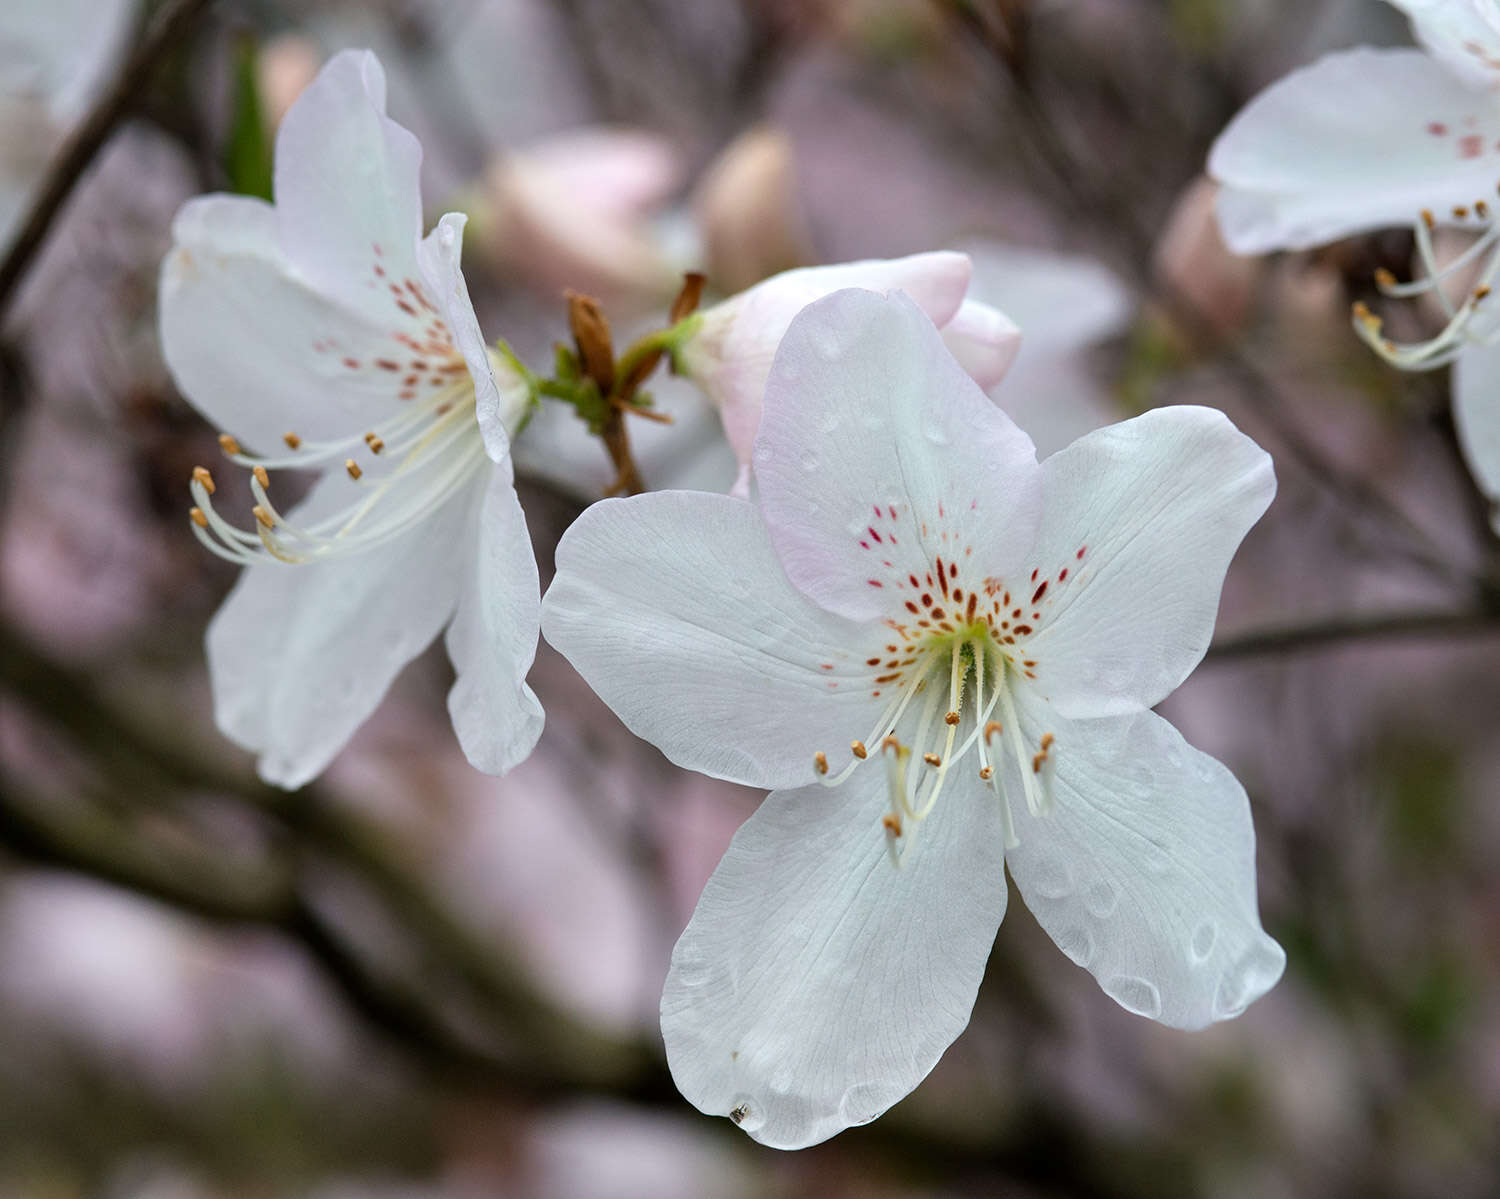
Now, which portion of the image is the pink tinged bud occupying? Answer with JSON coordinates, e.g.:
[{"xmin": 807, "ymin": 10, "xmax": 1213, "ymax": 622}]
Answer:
[
  {"xmin": 1153, "ymin": 177, "xmax": 1263, "ymax": 336},
  {"xmin": 678, "ymin": 252, "xmax": 1019, "ymax": 477},
  {"xmin": 693, "ymin": 126, "xmax": 815, "ymax": 294},
  {"xmin": 472, "ymin": 127, "xmax": 684, "ymax": 306}
]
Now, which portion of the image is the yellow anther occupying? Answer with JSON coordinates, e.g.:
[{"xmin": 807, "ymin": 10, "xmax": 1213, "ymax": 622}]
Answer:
[
  {"xmin": 882, "ymin": 812, "xmax": 903, "ymax": 836},
  {"xmin": 1421, "ymin": 208, "xmax": 1436, "ymax": 229},
  {"xmin": 192, "ymin": 465, "xmax": 215, "ymax": 495},
  {"xmin": 978, "ymin": 765, "xmax": 993, "ymax": 780},
  {"xmin": 1032, "ymin": 752, "xmax": 1046, "ymax": 773},
  {"xmin": 1454, "ymin": 205, "xmax": 1470, "ymax": 220},
  {"xmin": 283, "ymin": 431, "xmax": 302, "ymax": 449},
  {"xmin": 1478, "ymin": 200, "xmax": 1490, "ymax": 219},
  {"xmin": 1373, "ymin": 267, "xmax": 1397, "ymax": 289},
  {"xmin": 252, "ymin": 505, "xmax": 275, "ymax": 529},
  {"xmin": 881, "ymin": 735, "xmax": 900, "ymax": 754},
  {"xmin": 851, "ymin": 739, "xmax": 868, "ymax": 759},
  {"xmin": 923, "ymin": 752, "xmax": 942, "ymax": 767},
  {"xmin": 189, "ymin": 507, "xmax": 208, "ymax": 527},
  {"xmin": 364, "ymin": 432, "xmax": 385, "ymax": 454},
  {"xmin": 1476, "ymin": 285, "xmax": 1492, "ymax": 302},
  {"xmin": 345, "ymin": 458, "xmax": 363, "ymax": 480},
  {"xmin": 814, "ymin": 751, "xmax": 829, "ymax": 776},
  {"xmin": 217, "ymin": 433, "xmax": 241, "ymax": 455},
  {"xmin": 1040, "ymin": 733, "xmax": 1055, "ymax": 751},
  {"xmin": 252, "ymin": 465, "xmax": 270, "ymax": 487},
  {"xmin": 984, "ymin": 720, "xmax": 1003, "ymax": 743},
  {"xmin": 944, "ymin": 711, "xmax": 960, "ymax": 726}
]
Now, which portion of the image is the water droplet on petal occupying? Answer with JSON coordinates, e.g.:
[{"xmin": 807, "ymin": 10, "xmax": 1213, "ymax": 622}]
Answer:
[
  {"xmin": 1105, "ymin": 975, "xmax": 1162, "ymax": 1019},
  {"xmin": 728, "ymin": 1093, "xmax": 764, "ymax": 1132},
  {"xmin": 839, "ymin": 1081, "xmax": 895, "ymax": 1127},
  {"xmin": 1213, "ymin": 940, "xmax": 1285, "ymax": 1020},
  {"xmin": 1191, "ymin": 920, "xmax": 1218, "ymax": 964},
  {"xmin": 1084, "ymin": 879, "xmax": 1118, "ymax": 918},
  {"xmin": 1028, "ymin": 854, "xmax": 1073, "ymax": 899},
  {"xmin": 1053, "ymin": 924, "xmax": 1095, "ymax": 967}
]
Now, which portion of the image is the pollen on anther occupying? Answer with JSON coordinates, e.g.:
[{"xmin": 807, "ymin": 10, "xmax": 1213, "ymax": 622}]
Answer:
[
  {"xmin": 923, "ymin": 752, "xmax": 942, "ymax": 767},
  {"xmin": 252, "ymin": 465, "xmax": 269, "ymax": 487},
  {"xmin": 1421, "ymin": 208, "xmax": 1436, "ymax": 229},
  {"xmin": 189, "ymin": 507, "xmax": 208, "ymax": 527},
  {"xmin": 945, "ymin": 711, "xmax": 960, "ymax": 726},
  {"xmin": 1477, "ymin": 285, "xmax": 1493, "ymax": 302},
  {"xmin": 1374, "ymin": 267, "xmax": 1397, "ymax": 288},
  {"xmin": 851, "ymin": 740, "xmax": 868, "ymax": 759},
  {"xmin": 217, "ymin": 434, "xmax": 241, "ymax": 455},
  {"xmin": 283, "ymin": 431, "xmax": 302, "ymax": 450},
  {"xmin": 364, "ymin": 432, "xmax": 385, "ymax": 454},
  {"xmin": 979, "ymin": 766, "xmax": 993, "ymax": 780},
  {"xmin": 1040, "ymin": 733, "xmax": 1055, "ymax": 751},
  {"xmin": 252, "ymin": 505, "xmax": 275, "ymax": 529},
  {"xmin": 882, "ymin": 813, "xmax": 903, "ymax": 836},
  {"xmin": 984, "ymin": 721, "xmax": 1003, "ymax": 743},
  {"xmin": 814, "ymin": 751, "xmax": 829, "ymax": 775},
  {"xmin": 192, "ymin": 465, "xmax": 215, "ymax": 495},
  {"xmin": 345, "ymin": 458, "xmax": 363, "ymax": 480}
]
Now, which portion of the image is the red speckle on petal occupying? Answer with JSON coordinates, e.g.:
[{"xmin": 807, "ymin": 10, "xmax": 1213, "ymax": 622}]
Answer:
[
  {"xmin": 1032, "ymin": 581, "xmax": 1049, "ymax": 603},
  {"xmin": 375, "ymin": 359, "xmax": 401, "ymax": 371},
  {"xmin": 1077, "ymin": 546, "xmax": 1087, "ymax": 559},
  {"xmin": 867, "ymin": 579, "xmax": 884, "ymax": 587},
  {"xmin": 1428, "ymin": 121, "xmax": 1449, "ymax": 136},
  {"xmin": 888, "ymin": 505, "xmax": 898, "ymax": 520},
  {"xmin": 1058, "ymin": 567, "xmax": 1069, "ymax": 581},
  {"xmin": 1460, "ymin": 134, "xmax": 1484, "ymax": 159},
  {"xmin": 868, "ymin": 527, "xmax": 883, "ymax": 543},
  {"xmin": 859, "ymin": 541, "xmax": 870, "ymax": 550},
  {"xmin": 819, "ymin": 663, "xmax": 834, "ymax": 671},
  {"xmin": 342, "ymin": 357, "xmax": 360, "ymax": 369}
]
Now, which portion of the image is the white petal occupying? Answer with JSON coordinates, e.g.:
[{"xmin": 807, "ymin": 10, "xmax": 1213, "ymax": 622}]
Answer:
[
  {"xmin": 540, "ymin": 491, "xmax": 887, "ymax": 791},
  {"xmin": 415, "ymin": 211, "xmax": 523, "ymax": 462},
  {"xmin": 273, "ymin": 49, "xmax": 426, "ymax": 318},
  {"xmin": 1208, "ymin": 48, "xmax": 1500, "ymax": 253},
  {"xmin": 662, "ymin": 766, "xmax": 1009, "ymax": 1149},
  {"xmin": 0, "ymin": 0, "xmax": 134, "ymax": 122},
  {"xmin": 684, "ymin": 251, "xmax": 974, "ymax": 467},
  {"xmin": 1453, "ymin": 339, "xmax": 1500, "ymax": 530},
  {"xmin": 940, "ymin": 299, "xmax": 1022, "ymax": 389},
  {"xmin": 444, "ymin": 457, "xmax": 544, "ymax": 774},
  {"xmin": 206, "ymin": 471, "xmax": 472, "ymax": 788},
  {"xmin": 1003, "ymin": 697, "xmax": 1283, "ymax": 1029},
  {"xmin": 160, "ymin": 194, "xmax": 417, "ymax": 453},
  {"xmin": 1389, "ymin": 0, "xmax": 1500, "ymax": 90},
  {"xmin": 755, "ymin": 287, "xmax": 1042, "ymax": 622},
  {"xmin": 1024, "ymin": 406, "xmax": 1274, "ymax": 717}
]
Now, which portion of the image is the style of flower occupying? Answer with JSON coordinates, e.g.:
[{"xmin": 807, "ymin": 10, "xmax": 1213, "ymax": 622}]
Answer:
[
  {"xmin": 160, "ymin": 49, "xmax": 543, "ymax": 788},
  {"xmin": 541, "ymin": 287, "xmax": 1285, "ymax": 1149},
  {"xmin": 675, "ymin": 252, "xmax": 1021, "ymax": 493},
  {"xmin": 1207, "ymin": 0, "xmax": 1500, "ymax": 528}
]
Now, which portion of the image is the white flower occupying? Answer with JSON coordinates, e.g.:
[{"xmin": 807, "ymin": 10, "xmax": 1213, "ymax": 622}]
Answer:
[
  {"xmin": 541, "ymin": 288, "xmax": 1284, "ymax": 1149},
  {"xmin": 1208, "ymin": 1, "xmax": 1500, "ymax": 527},
  {"xmin": 160, "ymin": 50, "xmax": 543, "ymax": 788},
  {"xmin": 675, "ymin": 252, "xmax": 1021, "ymax": 494}
]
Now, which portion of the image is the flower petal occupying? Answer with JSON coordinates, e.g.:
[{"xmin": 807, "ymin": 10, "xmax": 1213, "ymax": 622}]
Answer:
[
  {"xmin": 540, "ymin": 490, "xmax": 887, "ymax": 791},
  {"xmin": 1453, "ymin": 339, "xmax": 1500, "ymax": 530},
  {"xmin": 940, "ymin": 299, "xmax": 1022, "ymax": 390},
  {"xmin": 1209, "ymin": 48, "xmax": 1500, "ymax": 253},
  {"xmin": 160, "ymin": 194, "xmax": 415, "ymax": 453},
  {"xmin": 1003, "ymin": 698, "xmax": 1283, "ymax": 1029},
  {"xmin": 444, "ymin": 457, "xmax": 544, "ymax": 775},
  {"xmin": 1389, "ymin": 0, "xmax": 1500, "ymax": 90},
  {"xmin": 662, "ymin": 766, "xmax": 1009, "ymax": 1149},
  {"xmin": 415, "ymin": 211, "xmax": 523, "ymax": 462},
  {"xmin": 273, "ymin": 49, "xmax": 426, "ymax": 318},
  {"xmin": 206, "ymin": 471, "xmax": 472, "ymax": 788},
  {"xmin": 755, "ymin": 287, "xmax": 1041, "ymax": 621},
  {"xmin": 685, "ymin": 251, "xmax": 974, "ymax": 467},
  {"xmin": 1024, "ymin": 405, "xmax": 1273, "ymax": 718}
]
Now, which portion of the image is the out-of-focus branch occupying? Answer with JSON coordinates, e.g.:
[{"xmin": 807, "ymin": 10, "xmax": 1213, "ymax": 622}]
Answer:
[
  {"xmin": 0, "ymin": 0, "xmax": 217, "ymax": 319},
  {"xmin": 1205, "ymin": 608, "xmax": 1500, "ymax": 661}
]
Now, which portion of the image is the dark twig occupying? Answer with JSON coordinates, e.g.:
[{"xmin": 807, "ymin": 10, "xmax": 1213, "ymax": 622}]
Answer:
[
  {"xmin": 0, "ymin": 0, "xmax": 217, "ymax": 319},
  {"xmin": 1206, "ymin": 608, "xmax": 1500, "ymax": 661}
]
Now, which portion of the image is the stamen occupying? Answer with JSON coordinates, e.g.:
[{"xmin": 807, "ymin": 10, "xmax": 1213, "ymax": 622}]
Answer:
[
  {"xmin": 851, "ymin": 740, "xmax": 868, "ymax": 759},
  {"xmin": 923, "ymin": 752, "xmax": 942, "ymax": 767},
  {"xmin": 192, "ymin": 466, "xmax": 215, "ymax": 495},
  {"xmin": 189, "ymin": 507, "xmax": 207, "ymax": 527},
  {"xmin": 345, "ymin": 458, "xmax": 363, "ymax": 480},
  {"xmin": 252, "ymin": 465, "xmax": 269, "ymax": 488},
  {"xmin": 218, "ymin": 434, "xmax": 241, "ymax": 455},
  {"xmin": 252, "ymin": 505, "xmax": 275, "ymax": 529},
  {"xmin": 944, "ymin": 711, "xmax": 960, "ymax": 725},
  {"xmin": 283, "ymin": 432, "xmax": 302, "ymax": 449},
  {"xmin": 814, "ymin": 751, "xmax": 829, "ymax": 776}
]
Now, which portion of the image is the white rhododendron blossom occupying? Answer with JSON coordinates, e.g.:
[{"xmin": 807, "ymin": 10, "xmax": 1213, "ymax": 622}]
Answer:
[
  {"xmin": 160, "ymin": 50, "xmax": 543, "ymax": 788},
  {"xmin": 675, "ymin": 252, "xmax": 1021, "ymax": 494},
  {"xmin": 1208, "ymin": 0, "xmax": 1500, "ymax": 526},
  {"xmin": 542, "ymin": 288, "xmax": 1284, "ymax": 1149}
]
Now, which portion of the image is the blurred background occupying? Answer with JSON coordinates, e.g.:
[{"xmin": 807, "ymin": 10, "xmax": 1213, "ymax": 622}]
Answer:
[{"xmin": 2, "ymin": 0, "xmax": 1500, "ymax": 1195}]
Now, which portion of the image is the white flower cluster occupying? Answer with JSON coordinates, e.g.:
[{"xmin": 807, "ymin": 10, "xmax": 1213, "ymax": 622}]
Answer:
[{"xmin": 157, "ymin": 47, "xmax": 1291, "ymax": 1151}]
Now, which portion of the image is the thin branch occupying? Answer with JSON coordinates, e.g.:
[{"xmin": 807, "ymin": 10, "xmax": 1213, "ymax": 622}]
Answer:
[
  {"xmin": 0, "ymin": 0, "xmax": 217, "ymax": 319},
  {"xmin": 1206, "ymin": 608, "xmax": 1500, "ymax": 661}
]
